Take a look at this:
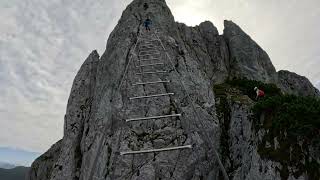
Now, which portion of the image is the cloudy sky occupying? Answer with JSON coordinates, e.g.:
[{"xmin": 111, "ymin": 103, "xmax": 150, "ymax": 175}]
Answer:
[{"xmin": 0, "ymin": 0, "xmax": 319, "ymax": 155}]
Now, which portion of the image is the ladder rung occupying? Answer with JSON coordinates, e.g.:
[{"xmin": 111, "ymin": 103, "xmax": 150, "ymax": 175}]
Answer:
[
  {"xmin": 140, "ymin": 49, "xmax": 159, "ymax": 53},
  {"xmin": 141, "ymin": 42, "xmax": 155, "ymax": 45},
  {"xmin": 129, "ymin": 93, "xmax": 174, "ymax": 100},
  {"xmin": 139, "ymin": 50, "xmax": 160, "ymax": 55},
  {"xmin": 140, "ymin": 43, "xmax": 155, "ymax": 46},
  {"xmin": 139, "ymin": 57, "xmax": 160, "ymax": 61},
  {"xmin": 139, "ymin": 46, "xmax": 157, "ymax": 49},
  {"xmin": 139, "ymin": 53, "xmax": 160, "ymax": 57},
  {"xmin": 133, "ymin": 80, "xmax": 170, "ymax": 86},
  {"xmin": 136, "ymin": 71, "xmax": 167, "ymax": 75},
  {"xmin": 140, "ymin": 45, "xmax": 156, "ymax": 48},
  {"xmin": 140, "ymin": 43, "xmax": 157, "ymax": 46},
  {"xmin": 126, "ymin": 114, "xmax": 181, "ymax": 122},
  {"xmin": 120, "ymin": 145, "xmax": 192, "ymax": 155},
  {"xmin": 137, "ymin": 63, "xmax": 164, "ymax": 67},
  {"xmin": 141, "ymin": 35, "xmax": 155, "ymax": 38},
  {"xmin": 141, "ymin": 39, "xmax": 158, "ymax": 43}
]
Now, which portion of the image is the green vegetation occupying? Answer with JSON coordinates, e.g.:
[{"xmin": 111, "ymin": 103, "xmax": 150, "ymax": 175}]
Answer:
[
  {"xmin": 253, "ymin": 95, "xmax": 320, "ymax": 179},
  {"xmin": 227, "ymin": 79, "xmax": 282, "ymax": 99},
  {"xmin": 224, "ymin": 79, "xmax": 319, "ymax": 139},
  {"xmin": 214, "ymin": 79, "xmax": 320, "ymax": 179},
  {"xmin": 253, "ymin": 95, "xmax": 320, "ymax": 139},
  {"xmin": 213, "ymin": 84, "xmax": 231, "ymax": 162}
]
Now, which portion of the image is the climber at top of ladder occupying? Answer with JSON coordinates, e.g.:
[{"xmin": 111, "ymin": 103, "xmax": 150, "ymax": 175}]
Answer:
[
  {"xmin": 144, "ymin": 18, "xmax": 152, "ymax": 32},
  {"xmin": 143, "ymin": 3, "xmax": 149, "ymax": 10}
]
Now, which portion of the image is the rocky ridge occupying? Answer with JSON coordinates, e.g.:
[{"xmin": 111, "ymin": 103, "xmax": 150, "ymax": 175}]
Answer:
[{"xmin": 29, "ymin": 0, "xmax": 319, "ymax": 180}]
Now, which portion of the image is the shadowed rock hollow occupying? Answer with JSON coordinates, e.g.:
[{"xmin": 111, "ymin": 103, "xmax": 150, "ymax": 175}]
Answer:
[{"xmin": 29, "ymin": 0, "xmax": 319, "ymax": 180}]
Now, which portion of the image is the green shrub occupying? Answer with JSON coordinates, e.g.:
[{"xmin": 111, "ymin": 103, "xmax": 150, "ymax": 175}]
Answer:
[
  {"xmin": 221, "ymin": 78, "xmax": 319, "ymax": 138},
  {"xmin": 253, "ymin": 95, "xmax": 320, "ymax": 178},
  {"xmin": 253, "ymin": 95, "xmax": 320, "ymax": 140},
  {"xmin": 220, "ymin": 78, "xmax": 320, "ymax": 177},
  {"xmin": 227, "ymin": 79, "xmax": 282, "ymax": 100}
]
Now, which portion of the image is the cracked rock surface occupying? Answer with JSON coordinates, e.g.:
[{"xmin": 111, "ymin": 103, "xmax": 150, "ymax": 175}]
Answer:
[{"xmin": 29, "ymin": 0, "xmax": 319, "ymax": 180}]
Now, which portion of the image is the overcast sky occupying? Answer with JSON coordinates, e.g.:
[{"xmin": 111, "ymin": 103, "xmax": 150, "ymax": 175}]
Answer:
[{"xmin": 0, "ymin": 0, "xmax": 319, "ymax": 154}]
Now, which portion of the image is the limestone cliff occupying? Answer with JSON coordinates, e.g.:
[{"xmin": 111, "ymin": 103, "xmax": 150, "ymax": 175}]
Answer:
[
  {"xmin": 277, "ymin": 70, "xmax": 320, "ymax": 98},
  {"xmin": 29, "ymin": 0, "xmax": 319, "ymax": 180}
]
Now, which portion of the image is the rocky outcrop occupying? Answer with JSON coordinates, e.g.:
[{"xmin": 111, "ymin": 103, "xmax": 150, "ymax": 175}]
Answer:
[
  {"xmin": 29, "ymin": 0, "xmax": 319, "ymax": 179},
  {"xmin": 223, "ymin": 20, "xmax": 278, "ymax": 83},
  {"xmin": 78, "ymin": 0, "xmax": 222, "ymax": 179},
  {"xmin": 277, "ymin": 70, "xmax": 320, "ymax": 97},
  {"xmin": 51, "ymin": 50, "xmax": 99, "ymax": 180},
  {"xmin": 28, "ymin": 140, "xmax": 62, "ymax": 180},
  {"xmin": 177, "ymin": 21, "xmax": 230, "ymax": 84},
  {"xmin": 225, "ymin": 96, "xmax": 283, "ymax": 180},
  {"xmin": 214, "ymin": 85, "xmax": 319, "ymax": 180}
]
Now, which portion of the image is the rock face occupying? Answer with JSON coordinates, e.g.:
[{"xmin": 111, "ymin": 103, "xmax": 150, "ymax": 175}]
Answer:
[
  {"xmin": 277, "ymin": 70, "xmax": 320, "ymax": 97},
  {"xmin": 214, "ymin": 88, "xmax": 284, "ymax": 180},
  {"xmin": 177, "ymin": 21, "xmax": 230, "ymax": 84},
  {"xmin": 214, "ymin": 86, "xmax": 319, "ymax": 180},
  {"xmin": 50, "ymin": 50, "xmax": 99, "ymax": 180},
  {"xmin": 28, "ymin": 140, "xmax": 62, "ymax": 180},
  {"xmin": 29, "ymin": 0, "xmax": 319, "ymax": 180},
  {"xmin": 29, "ymin": 50, "xmax": 100, "ymax": 180},
  {"xmin": 223, "ymin": 20, "xmax": 278, "ymax": 83}
]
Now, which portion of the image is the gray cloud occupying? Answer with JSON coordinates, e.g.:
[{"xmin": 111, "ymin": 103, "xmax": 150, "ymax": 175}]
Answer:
[
  {"xmin": 167, "ymin": 0, "xmax": 320, "ymax": 85},
  {"xmin": 0, "ymin": 0, "xmax": 131, "ymax": 152},
  {"xmin": 0, "ymin": 0, "xmax": 319, "ymax": 153}
]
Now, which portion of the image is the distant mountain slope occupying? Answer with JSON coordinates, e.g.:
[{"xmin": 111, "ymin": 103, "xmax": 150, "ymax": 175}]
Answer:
[
  {"xmin": 0, "ymin": 147, "xmax": 40, "ymax": 167},
  {"xmin": 0, "ymin": 166, "xmax": 29, "ymax": 180},
  {"xmin": 0, "ymin": 162, "xmax": 16, "ymax": 169}
]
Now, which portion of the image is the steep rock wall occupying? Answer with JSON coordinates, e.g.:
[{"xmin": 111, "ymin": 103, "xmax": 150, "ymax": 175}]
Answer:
[
  {"xmin": 177, "ymin": 21, "xmax": 230, "ymax": 84},
  {"xmin": 46, "ymin": 51, "xmax": 99, "ymax": 180},
  {"xmin": 223, "ymin": 20, "xmax": 278, "ymax": 83},
  {"xmin": 29, "ymin": 0, "xmax": 319, "ymax": 180},
  {"xmin": 78, "ymin": 0, "xmax": 223, "ymax": 179},
  {"xmin": 277, "ymin": 70, "xmax": 320, "ymax": 97},
  {"xmin": 28, "ymin": 140, "xmax": 62, "ymax": 180},
  {"xmin": 214, "ymin": 85, "xmax": 319, "ymax": 180}
]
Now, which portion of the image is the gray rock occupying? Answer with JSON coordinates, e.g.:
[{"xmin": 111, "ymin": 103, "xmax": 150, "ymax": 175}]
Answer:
[
  {"xmin": 52, "ymin": 50, "xmax": 99, "ymax": 180},
  {"xmin": 177, "ymin": 21, "xmax": 230, "ymax": 84},
  {"xmin": 223, "ymin": 20, "xmax": 277, "ymax": 83},
  {"xmin": 28, "ymin": 140, "xmax": 62, "ymax": 180},
  {"xmin": 29, "ymin": 0, "xmax": 319, "ymax": 180},
  {"xmin": 277, "ymin": 70, "xmax": 320, "ymax": 97},
  {"xmin": 28, "ymin": 50, "xmax": 100, "ymax": 180}
]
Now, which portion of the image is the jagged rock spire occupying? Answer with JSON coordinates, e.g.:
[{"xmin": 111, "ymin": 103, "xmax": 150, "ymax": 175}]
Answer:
[
  {"xmin": 223, "ymin": 20, "xmax": 278, "ymax": 83},
  {"xmin": 29, "ymin": 0, "xmax": 319, "ymax": 180}
]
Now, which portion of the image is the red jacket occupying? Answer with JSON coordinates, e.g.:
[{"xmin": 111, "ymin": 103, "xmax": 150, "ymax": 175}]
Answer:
[{"xmin": 258, "ymin": 90, "xmax": 265, "ymax": 97}]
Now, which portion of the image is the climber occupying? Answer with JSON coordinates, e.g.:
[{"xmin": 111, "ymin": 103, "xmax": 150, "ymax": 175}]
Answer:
[
  {"xmin": 254, "ymin": 87, "xmax": 265, "ymax": 100},
  {"xmin": 144, "ymin": 18, "xmax": 152, "ymax": 31},
  {"xmin": 143, "ymin": 3, "xmax": 149, "ymax": 10}
]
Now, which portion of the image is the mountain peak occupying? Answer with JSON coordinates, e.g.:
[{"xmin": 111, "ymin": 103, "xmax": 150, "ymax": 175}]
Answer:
[{"xmin": 28, "ymin": 1, "xmax": 320, "ymax": 180}]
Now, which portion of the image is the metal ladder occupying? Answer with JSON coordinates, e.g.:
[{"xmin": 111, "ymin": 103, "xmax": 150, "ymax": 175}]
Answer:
[
  {"xmin": 88, "ymin": 29, "xmax": 229, "ymax": 180},
  {"xmin": 119, "ymin": 32, "xmax": 192, "ymax": 156}
]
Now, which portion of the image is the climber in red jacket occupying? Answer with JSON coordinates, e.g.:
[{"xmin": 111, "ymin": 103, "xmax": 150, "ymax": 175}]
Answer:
[{"xmin": 254, "ymin": 87, "xmax": 265, "ymax": 100}]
